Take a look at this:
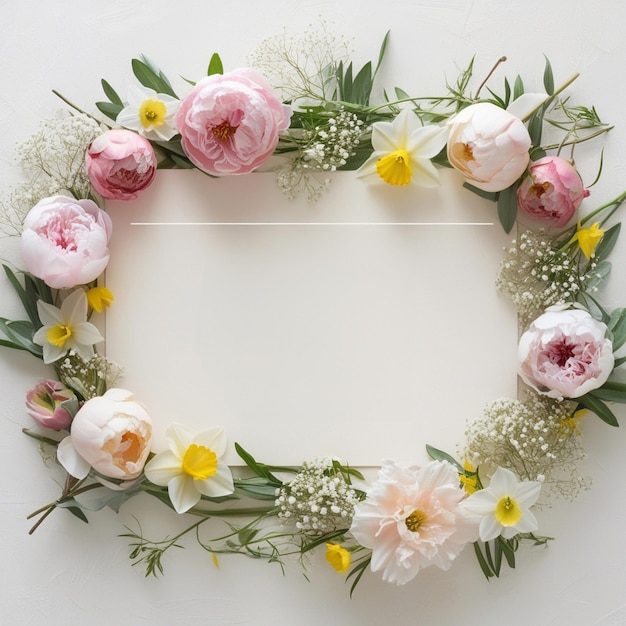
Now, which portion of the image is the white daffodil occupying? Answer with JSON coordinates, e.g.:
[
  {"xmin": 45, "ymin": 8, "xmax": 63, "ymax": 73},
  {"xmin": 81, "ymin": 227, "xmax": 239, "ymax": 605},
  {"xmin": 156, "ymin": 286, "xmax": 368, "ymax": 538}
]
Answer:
[
  {"xmin": 144, "ymin": 423, "xmax": 234, "ymax": 514},
  {"xmin": 116, "ymin": 84, "xmax": 181, "ymax": 141},
  {"xmin": 358, "ymin": 108, "xmax": 447, "ymax": 187},
  {"xmin": 32, "ymin": 289, "xmax": 104, "ymax": 364},
  {"xmin": 461, "ymin": 467, "xmax": 542, "ymax": 541}
]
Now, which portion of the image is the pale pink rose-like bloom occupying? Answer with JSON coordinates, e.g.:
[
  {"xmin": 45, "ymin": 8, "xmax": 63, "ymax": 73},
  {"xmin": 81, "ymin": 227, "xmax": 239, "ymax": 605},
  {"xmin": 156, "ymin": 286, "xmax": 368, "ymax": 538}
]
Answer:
[
  {"xmin": 25, "ymin": 379, "xmax": 78, "ymax": 430},
  {"xmin": 57, "ymin": 388, "xmax": 152, "ymax": 481},
  {"xmin": 518, "ymin": 308, "xmax": 614, "ymax": 399},
  {"xmin": 175, "ymin": 68, "xmax": 292, "ymax": 175},
  {"xmin": 350, "ymin": 460, "xmax": 478, "ymax": 585},
  {"xmin": 517, "ymin": 156, "xmax": 589, "ymax": 228},
  {"xmin": 85, "ymin": 129, "xmax": 157, "ymax": 200},
  {"xmin": 447, "ymin": 102, "xmax": 531, "ymax": 192},
  {"xmin": 20, "ymin": 195, "xmax": 112, "ymax": 289}
]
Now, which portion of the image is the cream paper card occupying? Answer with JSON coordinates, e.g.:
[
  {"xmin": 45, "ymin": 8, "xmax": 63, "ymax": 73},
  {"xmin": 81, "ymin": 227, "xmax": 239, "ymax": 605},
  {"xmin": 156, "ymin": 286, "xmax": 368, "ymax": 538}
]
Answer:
[{"xmin": 104, "ymin": 169, "xmax": 517, "ymax": 465}]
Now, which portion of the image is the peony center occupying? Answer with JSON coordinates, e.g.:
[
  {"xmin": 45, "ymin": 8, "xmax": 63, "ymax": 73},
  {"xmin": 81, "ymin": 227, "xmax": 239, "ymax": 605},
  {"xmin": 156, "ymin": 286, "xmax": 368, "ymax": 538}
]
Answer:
[
  {"xmin": 47, "ymin": 324, "xmax": 72, "ymax": 347},
  {"xmin": 376, "ymin": 149, "xmax": 412, "ymax": 185},
  {"xmin": 182, "ymin": 444, "xmax": 218, "ymax": 480},
  {"xmin": 212, "ymin": 120, "xmax": 239, "ymax": 141},
  {"xmin": 405, "ymin": 509, "xmax": 428, "ymax": 532},
  {"xmin": 547, "ymin": 339, "xmax": 577, "ymax": 368},
  {"xmin": 495, "ymin": 496, "xmax": 522, "ymax": 527},
  {"xmin": 452, "ymin": 141, "xmax": 475, "ymax": 164},
  {"xmin": 531, "ymin": 181, "xmax": 552, "ymax": 198},
  {"xmin": 139, "ymin": 99, "xmax": 167, "ymax": 128}
]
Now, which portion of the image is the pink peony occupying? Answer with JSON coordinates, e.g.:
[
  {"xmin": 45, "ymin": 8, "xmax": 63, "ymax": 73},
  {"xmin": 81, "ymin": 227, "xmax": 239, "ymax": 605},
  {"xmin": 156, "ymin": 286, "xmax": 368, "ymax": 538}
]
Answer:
[
  {"xmin": 85, "ymin": 129, "xmax": 157, "ymax": 200},
  {"xmin": 350, "ymin": 460, "xmax": 477, "ymax": 585},
  {"xmin": 57, "ymin": 388, "xmax": 153, "ymax": 481},
  {"xmin": 20, "ymin": 195, "xmax": 112, "ymax": 289},
  {"xmin": 175, "ymin": 68, "xmax": 292, "ymax": 175},
  {"xmin": 518, "ymin": 308, "xmax": 614, "ymax": 399},
  {"xmin": 25, "ymin": 379, "xmax": 78, "ymax": 430},
  {"xmin": 517, "ymin": 156, "xmax": 589, "ymax": 228},
  {"xmin": 447, "ymin": 102, "xmax": 531, "ymax": 192}
]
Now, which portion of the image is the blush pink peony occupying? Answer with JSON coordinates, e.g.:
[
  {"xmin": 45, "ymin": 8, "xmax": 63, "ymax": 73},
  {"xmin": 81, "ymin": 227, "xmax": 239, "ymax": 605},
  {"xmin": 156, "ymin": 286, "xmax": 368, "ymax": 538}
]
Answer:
[
  {"xmin": 175, "ymin": 68, "xmax": 292, "ymax": 175},
  {"xmin": 447, "ymin": 102, "xmax": 531, "ymax": 192},
  {"xmin": 350, "ymin": 460, "xmax": 477, "ymax": 585},
  {"xmin": 57, "ymin": 388, "xmax": 153, "ymax": 481},
  {"xmin": 517, "ymin": 156, "xmax": 589, "ymax": 228},
  {"xmin": 85, "ymin": 129, "xmax": 157, "ymax": 200},
  {"xmin": 518, "ymin": 308, "xmax": 614, "ymax": 399},
  {"xmin": 20, "ymin": 195, "xmax": 112, "ymax": 289}
]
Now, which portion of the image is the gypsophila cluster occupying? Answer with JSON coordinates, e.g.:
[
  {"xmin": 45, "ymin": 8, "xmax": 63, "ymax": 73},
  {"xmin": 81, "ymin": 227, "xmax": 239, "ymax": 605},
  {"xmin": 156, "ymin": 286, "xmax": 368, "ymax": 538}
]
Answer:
[
  {"xmin": 57, "ymin": 350, "xmax": 123, "ymax": 401},
  {"xmin": 248, "ymin": 21, "xmax": 352, "ymax": 102},
  {"xmin": 17, "ymin": 111, "xmax": 101, "ymax": 199},
  {"xmin": 276, "ymin": 109, "xmax": 365, "ymax": 200},
  {"xmin": 275, "ymin": 457, "xmax": 361, "ymax": 535},
  {"xmin": 463, "ymin": 393, "xmax": 590, "ymax": 505},
  {"xmin": 496, "ymin": 230, "xmax": 584, "ymax": 329}
]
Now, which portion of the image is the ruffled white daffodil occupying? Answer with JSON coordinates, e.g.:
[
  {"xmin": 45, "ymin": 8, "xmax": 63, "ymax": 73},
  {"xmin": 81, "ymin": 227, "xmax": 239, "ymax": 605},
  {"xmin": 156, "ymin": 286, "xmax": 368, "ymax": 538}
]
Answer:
[
  {"xmin": 32, "ymin": 289, "xmax": 104, "ymax": 364},
  {"xmin": 117, "ymin": 84, "xmax": 181, "ymax": 141},
  {"xmin": 461, "ymin": 467, "xmax": 541, "ymax": 541},
  {"xmin": 358, "ymin": 108, "xmax": 447, "ymax": 187},
  {"xmin": 144, "ymin": 423, "xmax": 234, "ymax": 514}
]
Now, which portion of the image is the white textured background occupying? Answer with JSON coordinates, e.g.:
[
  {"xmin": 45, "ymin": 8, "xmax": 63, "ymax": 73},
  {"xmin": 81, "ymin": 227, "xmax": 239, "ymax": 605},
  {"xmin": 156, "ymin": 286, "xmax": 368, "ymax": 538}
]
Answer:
[{"xmin": 1, "ymin": 1, "xmax": 625, "ymax": 624}]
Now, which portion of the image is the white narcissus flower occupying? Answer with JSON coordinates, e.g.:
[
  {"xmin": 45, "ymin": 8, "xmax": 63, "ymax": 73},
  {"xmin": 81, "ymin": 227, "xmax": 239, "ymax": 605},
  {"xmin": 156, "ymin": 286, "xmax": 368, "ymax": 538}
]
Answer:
[
  {"xmin": 57, "ymin": 388, "xmax": 153, "ymax": 482},
  {"xmin": 32, "ymin": 289, "xmax": 104, "ymax": 364},
  {"xmin": 349, "ymin": 460, "xmax": 478, "ymax": 585},
  {"xmin": 116, "ymin": 84, "xmax": 181, "ymax": 141},
  {"xmin": 358, "ymin": 108, "xmax": 447, "ymax": 187},
  {"xmin": 144, "ymin": 423, "xmax": 235, "ymax": 514},
  {"xmin": 461, "ymin": 467, "xmax": 541, "ymax": 541}
]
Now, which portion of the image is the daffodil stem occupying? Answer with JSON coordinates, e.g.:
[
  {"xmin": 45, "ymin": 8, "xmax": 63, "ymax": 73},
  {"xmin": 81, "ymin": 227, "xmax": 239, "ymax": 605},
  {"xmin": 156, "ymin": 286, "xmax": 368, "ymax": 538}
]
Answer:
[{"xmin": 580, "ymin": 190, "xmax": 626, "ymax": 226}]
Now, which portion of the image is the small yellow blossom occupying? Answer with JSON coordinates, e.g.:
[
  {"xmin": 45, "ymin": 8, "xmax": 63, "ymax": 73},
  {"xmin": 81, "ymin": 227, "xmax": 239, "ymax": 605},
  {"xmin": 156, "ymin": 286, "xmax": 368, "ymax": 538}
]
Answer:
[
  {"xmin": 325, "ymin": 543, "xmax": 351, "ymax": 574},
  {"xmin": 86, "ymin": 286, "xmax": 114, "ymax": 313},
  {"xmin": 574, "ymin": 222, "xmax": 604, "ymax": 259},
  {"xmin": 559, "ymin": 408, "xmax": 587, "ymax": 435},
  {"xmin": 459, "ymin": 460, "xmax": 478, "ymax": 495}
]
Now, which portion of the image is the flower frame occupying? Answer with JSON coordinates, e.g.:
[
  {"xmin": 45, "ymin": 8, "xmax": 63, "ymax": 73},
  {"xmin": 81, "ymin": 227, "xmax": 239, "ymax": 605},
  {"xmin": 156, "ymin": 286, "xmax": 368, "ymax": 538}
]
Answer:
[{"xmin": 1, "ymin": 29, "xmax": 626, "ymax": 595}]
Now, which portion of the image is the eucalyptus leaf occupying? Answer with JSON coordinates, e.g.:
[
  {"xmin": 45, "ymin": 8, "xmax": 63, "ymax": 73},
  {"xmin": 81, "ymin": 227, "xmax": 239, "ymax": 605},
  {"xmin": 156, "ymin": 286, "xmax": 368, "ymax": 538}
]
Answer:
[
  {"xmin": 578, "ymin": 393, "xmax": 620, "ymax": 426},
  {"xmin": 425, "ymin": 445, "xmax": 463, "ymax": 472},
  {"xmin": 207, "ymin": 53, "xmax": 223, "ymax": 76},
  {"xmin": 497, "ymin": 184, "xmax": 518, "ymax": 233},
  {"xmin": 590, "ymin": 382, "xmax": 626, "ymax": 404},
  {"xmin": 96, "ymin": 101, "xmax": 123, "ymax": 122},
  {"xmin": 101, "ymin": 78, "xmax": 123, "ymax": 106},
  {"xmin": 513, "ymin": 74, "xmax": 524, "ymax": 100},
  {"xmin": 592, "ymin": 223, "xmax": 621, "ymax": 263},
  {"xmin": 543, "ymin": 55, "xmax": 555, "ymax": 95},
  {"xmin": 131, "ymin": 58, "xmax": 177, "ymax": 97},
  {"xmin": 607, "ymin": 308, "xmax": 626, "ymax": 350}
]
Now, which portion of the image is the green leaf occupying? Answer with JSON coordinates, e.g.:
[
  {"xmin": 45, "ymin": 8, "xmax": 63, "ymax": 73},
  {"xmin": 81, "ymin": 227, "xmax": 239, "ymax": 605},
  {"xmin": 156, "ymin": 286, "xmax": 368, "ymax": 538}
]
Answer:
[
  {"xmin": 0, "ymin": 318, "xmax": 42, "ymax": 357},
  {"xmin": 425, "ymin": 445, "xmax": 463, "ymax": 472},
  {"xmin": 584, "ymin": 259, "xmax": 612, "ymax": 292},
  {"xmin": 578, "ymin": 393, "xmax": 620, "ymax": 426},
  {"xmin": 207, "ymin": 53, "xmax": 223, "ymax": 76},
  {"xmin": 234, "ymin": 443, "xmax": 280, "ymax": 484},
  {"xmin": 513, "ymin": 75, "xmax": 525, "ymax": 100},
  {"xmin": 527, "ymin": 106, "xmax": 545, "ymax": 146},
  {"xmin": 96, "ymin": 101, "xmax": 123, "ymax": 121},
  {"xmin": 66, "ymin": 506, "xmax": 89, "ymax": 524},
  {"xmin": 0, "ymin": 338, "xmax": 29, "ymax": 352},
  {"xmin": 462, "ymin": 182, "xmax": 498, "ymax": 202},
  {"xmin": 590, "ymin": 382, "xmax": 626, "ymax": 404},
  {"xmin": 498, "ymin": 536, "xmax": 517, "ymax": 568},
  {"xmin": 352, "ymin": 61, "xmax": 373, "ymax": 105},
  {"xmin": 101, "ymin": 79, "xmax": 123, "ymax": 106},
  {"xmin": 131, "ymin": 58, "xmax": 177, "ymax": 97},
  {"xmin": 607, "ymin": 308, "xmax": 626, "ymax": 350},
  {"xmin": 374, "ymin": 30, "xmax": 391, "ymax": 79},
  {"xmin": 543, "ymin": 55, "xmax": 555, "ymax": 95},
  {"xmin": 473, "ymin": 542, "xmax": 494, "ymax": 579},
  {"xmin": 497, "ymin": 184, "xmax": 518, "ymax": 233},
  {"xmin": 395, "ymin": 86, "xmax": 411, "ymax": 101},
  {"xmin": 347, "ymin": 556, "xmax": 372, "ymax": 597},
  {"xmin": 614, "ymin": 355, "xmax": 626, "ymax": 368}
]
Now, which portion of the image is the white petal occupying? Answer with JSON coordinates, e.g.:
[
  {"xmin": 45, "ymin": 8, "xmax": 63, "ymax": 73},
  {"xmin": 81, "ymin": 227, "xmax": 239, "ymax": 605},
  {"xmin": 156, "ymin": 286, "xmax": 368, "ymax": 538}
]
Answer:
[
  {"xmin": 194, "ymin": 426, "xmax": 227, "ymax": 457},
  {"xmin": 513, "ymin": 481, "xmax": 542, "ymax": 508},
  {"xmin": 479, "ymin": 515, "xmax": 502, "ymax": 542},
  {"xmin": 165, "ymin": 422, "xmax": 195, "ymax": 457},
  {"xmin": 144, "ymin": 450, "xmax": 183, "ymax": 486},
  {"xmin": 57, "ymin": 436, "xmax": 91, "ymax": 479},
  {"xmin": 61, "ymin": 289, "xmax": 88, "ymax": 326},
  {"xmin": 406, "ymin": 124, "xmax": 448, "ymax": 159},
  {"xmin": 72, "ymin": 322, "xmax": 104, "ymax": 346},
  {"xmin": 506, "ymin": 92, "xmax": 549, "ymax": 120},
  {"xmin": 36, "ymin": 300, "xmax": 63, "ymax": 327},
  {"xmin": 194, "ymin": 463, "xmax": 234, "ymax": 498},
  {"xmin": 168, "ymin": 474, "xmax": 201, "ymax": 513}
]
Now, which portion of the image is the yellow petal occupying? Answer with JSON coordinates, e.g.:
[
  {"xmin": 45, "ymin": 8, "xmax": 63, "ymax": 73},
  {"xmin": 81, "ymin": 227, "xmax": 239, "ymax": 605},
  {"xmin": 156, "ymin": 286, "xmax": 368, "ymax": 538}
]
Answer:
[
  {"xmin": 325, "ymin": 543, "xmax": 351, "ymax": 574},
  {"xmin": 86, "ymin": 286, "xmax": 114, "ymax": 313},
  {"xmin": 375, "ymin": 149, "xmax": 412, "ymax": 185},
  {"xmin": 575, "ymin": 222, "xmax": 604, "ymax": 259},
  {"xmin": 182, "ymin": 444, "xmax": 218, "ymax": 480}
]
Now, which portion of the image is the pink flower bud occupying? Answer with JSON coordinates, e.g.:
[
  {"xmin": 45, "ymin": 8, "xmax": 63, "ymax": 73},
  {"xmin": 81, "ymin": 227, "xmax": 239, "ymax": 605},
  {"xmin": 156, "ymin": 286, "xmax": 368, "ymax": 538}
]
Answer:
[
  {"xmin": 85, "ymin": 129, "xmax": 157, "ymax": 200},
  {"xmin": 517, "ymin": 156, "xmax": 589, "ymax": 228},
  {"xmin": 25, "ymin": 380, "xmax": 78, "ymax": 430}
]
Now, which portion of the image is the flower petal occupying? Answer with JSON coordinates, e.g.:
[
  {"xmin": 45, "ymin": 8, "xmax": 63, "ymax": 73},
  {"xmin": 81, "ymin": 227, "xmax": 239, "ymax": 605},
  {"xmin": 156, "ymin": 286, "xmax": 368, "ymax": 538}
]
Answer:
[
  {"xmin": 144, "ymin": 450, "xmax": 183, "ymax": 486},
  {"xmin": 167, "ymin": 474, "xmax": 201, "ymax": 514},
  {"xmin": 57, "ymin": 436, "xmax": 91, "ymax": 479},
  {"xmin": 194, "ymin": 462, "xmax": 234, "ymax": 498}
]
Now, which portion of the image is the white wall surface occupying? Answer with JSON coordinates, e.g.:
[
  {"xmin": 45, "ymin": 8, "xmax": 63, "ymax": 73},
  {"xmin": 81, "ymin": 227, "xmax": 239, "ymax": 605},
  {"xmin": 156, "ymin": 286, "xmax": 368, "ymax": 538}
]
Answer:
[{"xmin": 1, "ymin": 1, "xmax": 625, "ymax": 625}]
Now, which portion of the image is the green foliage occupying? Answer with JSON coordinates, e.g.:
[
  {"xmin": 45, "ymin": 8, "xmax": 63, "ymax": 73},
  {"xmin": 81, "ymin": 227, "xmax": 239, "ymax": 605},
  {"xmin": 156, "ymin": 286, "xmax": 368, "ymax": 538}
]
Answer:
[{"xmin": 207, "ymin": 52, "xmax": 223, "ymax": 76}]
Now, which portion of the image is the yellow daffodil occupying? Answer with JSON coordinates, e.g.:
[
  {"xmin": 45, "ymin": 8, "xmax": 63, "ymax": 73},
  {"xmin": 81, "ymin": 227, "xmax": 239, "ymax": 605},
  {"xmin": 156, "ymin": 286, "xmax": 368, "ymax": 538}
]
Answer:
[
  {"xmin": 117, "ymin": 84, "xmax": 181, "ymax": 141},
  {"xmin": 573, "ymin": 221, "xmax": 604, "ymax": 259},
  {"xmin": 144, "ymin": 422, "xmax": 234, "ymax": 514},
  {"xmin": 325, "ymin": 543, "xmax": 351, "ymax": 574},
  {"xmin": 32, "ymin": 290, "xmax": 104, "ymax": 364},
  {"xmin": 86, "ymin": 286, "xmax": 114, "ymax": 313},
  {"xmin": 358, "ymin": 108, "xmax": 447, "ymax": 187},
  {"xmin": 461, "ymin": 467, "xmax": 541, "ymax": 541},
  {"xmin": 459, "ymin": 460, "xmax": 478, "ymax": 495}
]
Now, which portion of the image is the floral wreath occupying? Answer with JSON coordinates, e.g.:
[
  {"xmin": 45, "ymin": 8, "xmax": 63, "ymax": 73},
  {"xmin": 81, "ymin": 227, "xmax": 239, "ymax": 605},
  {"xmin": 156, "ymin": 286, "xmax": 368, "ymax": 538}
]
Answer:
[{"xmin": 2, "ymin": 28, "xmax": 626, "ymax": 592}]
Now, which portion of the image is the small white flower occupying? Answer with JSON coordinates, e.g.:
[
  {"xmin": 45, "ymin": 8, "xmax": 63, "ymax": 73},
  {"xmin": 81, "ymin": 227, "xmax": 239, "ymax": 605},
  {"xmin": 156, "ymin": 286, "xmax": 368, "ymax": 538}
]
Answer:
[
  {"xmin": 33, "ymin": 290, "xmax": 104, "ymax": 364},
  {"xmin": 117, "ymin": 84, "xmax": 181, "ymax": 141}
]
